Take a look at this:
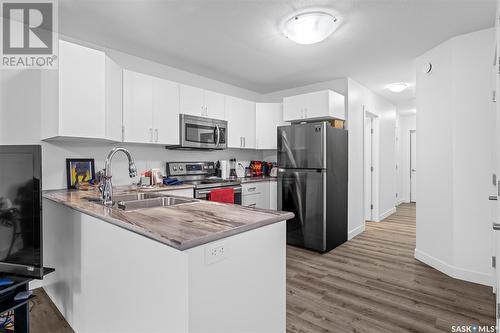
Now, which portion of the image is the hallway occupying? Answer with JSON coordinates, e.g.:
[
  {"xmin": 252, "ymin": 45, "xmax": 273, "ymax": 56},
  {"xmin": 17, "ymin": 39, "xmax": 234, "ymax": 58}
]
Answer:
[{"xmin": 286, "ymin": 203, "xmax": 496, "ymax": 332}]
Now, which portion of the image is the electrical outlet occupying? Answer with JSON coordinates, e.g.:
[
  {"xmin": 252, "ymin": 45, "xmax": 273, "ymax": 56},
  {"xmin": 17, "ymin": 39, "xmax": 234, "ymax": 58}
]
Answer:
[{"xmin": 205, "ymin": 242, "xmax": 227, "ymax": 265}]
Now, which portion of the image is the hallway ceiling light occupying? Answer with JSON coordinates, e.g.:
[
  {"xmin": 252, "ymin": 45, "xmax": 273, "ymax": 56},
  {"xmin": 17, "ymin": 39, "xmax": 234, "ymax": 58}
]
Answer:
[
  {"xmin": 386, "ymin": 82, "xmax": 409, "ymax": 93},
  {"xmin": 280, "ymin": 10, "xmax": 342, "ymax": 45}
]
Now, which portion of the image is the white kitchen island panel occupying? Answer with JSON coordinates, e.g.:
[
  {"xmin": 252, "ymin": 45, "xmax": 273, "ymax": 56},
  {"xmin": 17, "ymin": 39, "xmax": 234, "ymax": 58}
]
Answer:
[{"xmin": 42, "ymin": 199, "xmax": 286, "ymax": 333}]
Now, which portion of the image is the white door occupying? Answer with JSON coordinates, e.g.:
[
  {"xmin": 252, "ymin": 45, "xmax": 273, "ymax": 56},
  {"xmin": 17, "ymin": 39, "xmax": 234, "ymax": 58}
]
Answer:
[
  {"xmin": 410, "ymin": 131, "xmax": 417, "ymax": 202},
  {"xmin": 152, "ymin": 77, "xmax": 179, "ymax": 145},
  {"xmin": 364, "ymin": 116, "xmax": 373, "ymax": 221},
  {"xmin": 123, "ymin": 70, "xmax": 153, "ymax": 143},
  {"xmin": 204, "ymin": 90, "xmax": 225, "ymax": 120},
  {"xmin": 179, "ymin": 84, "xmax": 204, "ymax": 117}
]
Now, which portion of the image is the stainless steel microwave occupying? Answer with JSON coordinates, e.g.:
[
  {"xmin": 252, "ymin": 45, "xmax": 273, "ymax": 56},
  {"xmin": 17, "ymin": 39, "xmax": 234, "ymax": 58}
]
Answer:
[{"xmin": 168, "ymin": 114, "xmax": 227, "ymax": 150}]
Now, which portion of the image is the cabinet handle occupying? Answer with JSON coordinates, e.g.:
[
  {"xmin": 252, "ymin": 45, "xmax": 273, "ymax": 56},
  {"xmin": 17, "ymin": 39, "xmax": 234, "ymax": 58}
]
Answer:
[
  {"xmin": 154, "ymin": 128, "xmax": 159, "ymax": 142},
  {"xmin": 205, "ymin": 105, "xmax": 208, "ymax": 116},
  {"xmin": 248, "ymin": 187, "xmax": 257, "ymax": 191},
  {"xmin": 247, "ymin": 203, "xmax": 257, "ymax": 207},
  {"xmin": 201, "ymin": 106, "xmax": 204, "ymax": 116},
  {"xmin": 240, "ymin": 136, "xmax": 243, "ymax": 147},
  {"xmin": 243, "ymin": 136, "xmax": 246, "ymax": 148},
  {"xmin": 149, "ymin": 128, "xmax": 153, "ymax": 142}
]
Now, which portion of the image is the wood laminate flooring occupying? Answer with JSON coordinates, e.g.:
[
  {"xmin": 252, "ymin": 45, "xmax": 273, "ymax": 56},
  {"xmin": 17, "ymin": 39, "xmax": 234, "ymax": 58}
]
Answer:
[{"xmin": 286, "ymin": 203, "xmax": 496, "ymax": 333}]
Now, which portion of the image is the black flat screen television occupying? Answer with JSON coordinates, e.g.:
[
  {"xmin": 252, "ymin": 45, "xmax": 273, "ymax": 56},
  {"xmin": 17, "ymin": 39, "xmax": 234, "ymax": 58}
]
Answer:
[{"xmin": 0, "ymin": 145, "xmax": 43, "ymax": 278}]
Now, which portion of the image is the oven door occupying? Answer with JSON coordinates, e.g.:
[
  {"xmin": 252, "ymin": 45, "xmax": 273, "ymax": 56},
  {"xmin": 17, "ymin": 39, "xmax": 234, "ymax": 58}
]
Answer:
[
  {"xmin": 196, "ymin": 186, "xmax": 242, "ymax": 205},
  {"xmin": 180, "ymin": 114, "xmax": 227, "ymax": 149}
]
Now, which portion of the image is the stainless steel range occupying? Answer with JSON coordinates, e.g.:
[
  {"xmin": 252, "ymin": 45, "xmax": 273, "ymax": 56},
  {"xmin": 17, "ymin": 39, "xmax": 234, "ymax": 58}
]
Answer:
[{"xmin": 166, "ymin": 161, "xmax": 242, "ymax": 204}]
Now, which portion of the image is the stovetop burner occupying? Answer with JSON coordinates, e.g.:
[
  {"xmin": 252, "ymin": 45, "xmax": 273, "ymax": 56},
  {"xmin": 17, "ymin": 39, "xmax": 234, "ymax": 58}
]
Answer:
[{"xmin": 166, "ymin": 161, "xmax": 241, "ymax": 190}]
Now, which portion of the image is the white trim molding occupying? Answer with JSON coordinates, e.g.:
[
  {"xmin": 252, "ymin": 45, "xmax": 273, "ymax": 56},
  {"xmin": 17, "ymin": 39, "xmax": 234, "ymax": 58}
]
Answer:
[
  {"xmin": 348, "ymin": 224, "xmax": 365, "ymax": 240},
  {"xmin": 373, "ymin": 207, "xmax": 396, "ymax": 222},
  {"xmin": 414, "ymin": 248, "xmax": 494, "ymax": 287}
]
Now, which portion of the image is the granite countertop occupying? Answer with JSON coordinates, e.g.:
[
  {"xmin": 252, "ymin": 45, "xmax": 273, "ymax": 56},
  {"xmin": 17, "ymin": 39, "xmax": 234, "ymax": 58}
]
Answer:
[
  {"xmin": 238, "ymin": 176, "xmax": 277, "ymax": 183},
  {"xmin": 43, "ymin": 188, "xmax": 293, "ymax": 251}
]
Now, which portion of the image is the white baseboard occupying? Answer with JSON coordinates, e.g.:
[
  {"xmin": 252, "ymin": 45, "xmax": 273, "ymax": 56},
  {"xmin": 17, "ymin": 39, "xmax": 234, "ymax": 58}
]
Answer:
[
  {"xmin": 373, "ymin": 207, "xmax": 396, "ymax": 222},
  {"xmin": 348, "ymin": 224, "xmax": 365, "ymax": 240},
  {"xmin": 414, "ymin": 248, "xmax": 494, "ymax": 287}
]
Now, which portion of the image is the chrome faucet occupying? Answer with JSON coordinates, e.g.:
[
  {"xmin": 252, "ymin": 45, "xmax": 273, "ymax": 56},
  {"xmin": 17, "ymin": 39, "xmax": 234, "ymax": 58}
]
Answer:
[{"xmin": 99, "ymin": 147, "xmax": 137, "ymax": 207}]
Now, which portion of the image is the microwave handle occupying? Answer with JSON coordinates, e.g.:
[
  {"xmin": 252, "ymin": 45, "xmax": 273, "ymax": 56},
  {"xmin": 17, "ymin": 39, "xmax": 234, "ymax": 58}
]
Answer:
[{"xmin": 215, "ymin": 124, "xmax": 221, "ymax": 147}]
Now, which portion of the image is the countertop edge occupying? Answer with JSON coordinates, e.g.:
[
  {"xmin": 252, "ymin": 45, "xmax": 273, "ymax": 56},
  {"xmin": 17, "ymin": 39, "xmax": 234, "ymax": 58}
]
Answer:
[{"xmin": 42, "ymin": 194, "xmax": 293, "ymax": 251}]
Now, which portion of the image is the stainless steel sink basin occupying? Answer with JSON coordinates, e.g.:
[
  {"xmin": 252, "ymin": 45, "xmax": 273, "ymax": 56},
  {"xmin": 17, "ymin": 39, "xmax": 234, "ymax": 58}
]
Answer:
[
  {"xmin": 117, "ymin": 196, "xmax": 195, "ymax": 211},
  {"xmin": 111, "ymin": 192, "xmax": 160, "ymax": 202},
  {"xmin": 85, "ymin": 192, "xmax": 165, "ymax": 204}
]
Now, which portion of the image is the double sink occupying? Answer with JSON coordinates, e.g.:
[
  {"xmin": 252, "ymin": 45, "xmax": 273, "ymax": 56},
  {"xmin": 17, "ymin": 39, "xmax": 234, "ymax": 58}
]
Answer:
[{"xmin": 91, "ymin": 192, "xmax": 196, "ymax": 211}]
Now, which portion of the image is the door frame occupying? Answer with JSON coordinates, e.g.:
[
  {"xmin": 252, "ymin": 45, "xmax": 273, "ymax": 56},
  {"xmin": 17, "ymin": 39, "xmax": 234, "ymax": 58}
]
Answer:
[
  {"xmin": 410, "ymin": 130, "xmax": 417, "ymax": 203},
  {"xmin": 364, "ymin": 107, "xmax": 379, "ymax": 221}
]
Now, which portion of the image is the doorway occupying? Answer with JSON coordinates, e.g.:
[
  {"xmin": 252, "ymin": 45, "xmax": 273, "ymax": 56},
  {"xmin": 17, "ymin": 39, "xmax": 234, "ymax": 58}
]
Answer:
[{"xmin": 410, "ymin": 130, "xmax": 417, "ymax": 202}]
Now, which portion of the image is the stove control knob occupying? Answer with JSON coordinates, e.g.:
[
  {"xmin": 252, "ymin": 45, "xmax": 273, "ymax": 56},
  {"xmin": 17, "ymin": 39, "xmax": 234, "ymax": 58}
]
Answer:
[
  {"xmin": 179, "ymin": 166, "xmax": 184, "ymax": 171},
  {"xmin": 173, "ymin": 166, "xmax": 177, "ymax": 171}
]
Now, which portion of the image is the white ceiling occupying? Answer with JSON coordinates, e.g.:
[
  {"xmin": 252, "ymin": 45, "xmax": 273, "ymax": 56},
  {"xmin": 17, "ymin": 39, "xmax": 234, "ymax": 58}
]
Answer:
[{"xmin": 59, "ymin": 0, "xmax": 496, "ymax": 108}]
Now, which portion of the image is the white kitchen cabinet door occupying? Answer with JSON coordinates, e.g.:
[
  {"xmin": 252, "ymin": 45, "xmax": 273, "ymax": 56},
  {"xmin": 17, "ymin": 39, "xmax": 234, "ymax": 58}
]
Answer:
[
  {"xmin": 283, "ymin": 95, "xmax": 306, "ymax": 122},
  {"xmin": 179, "ymin": 84, "xmax": 205, "ymax": 117},
  {"xmin": 123, "ymin": 70, "xmax": 154, "ymax": 143},
  {"xmin": 204, "ymin": 90, "xmax": 225, "ymax": 120},
  {"xmin": 256, "ymin": 103, "xmax": 287, "ymax": 150},
  {"xmin": 283, "ymin": 90, "xmax": 345, "ymax": 122},
  {"xmin": 41, "ymin": 40, "xmax": 123, "ymax": 142},
  {"xmin": 269, "ymin": 181, "xmax": 277, "ymax": 210},
  {"xmin": 225, "ymin": 96, "xmax": 256, "ymax": 149},
  {"xmin": 152, "ymin": 77, "xmax": 179, "ymax": 145},
  {"xmin": 105, "ymin": 56, "xmax": 123, "ymax": 142},
  {"xmin": 58, "ymin": 40, "xmax": 106, "ymax": 138}
]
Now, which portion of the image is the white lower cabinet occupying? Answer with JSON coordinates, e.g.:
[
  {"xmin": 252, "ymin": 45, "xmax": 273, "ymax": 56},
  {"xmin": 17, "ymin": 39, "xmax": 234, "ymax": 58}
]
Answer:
[
  {"xmin": 241, "ymin": 182, "xmax": 271, "ymax": 209},
  {"xmin": 269, "ymin": 181, "xmax": 277, "ymax": 210}
]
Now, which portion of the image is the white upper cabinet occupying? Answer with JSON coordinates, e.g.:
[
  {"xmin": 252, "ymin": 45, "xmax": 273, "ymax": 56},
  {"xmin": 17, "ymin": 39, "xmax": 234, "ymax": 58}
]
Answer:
[
  {"xmin": 204, "ymin": 90, "xmax": 225, "ymax": 120},
  {"xmin": 152, "ymin": 77, "xmax": 180, "ymax": 145},
  {"xmin": 283, "ymin": 90, "xmax": 345, "ymax": 122},
  {"xmin": 179, "ymin": 85, "xmax": 204, "ymax": 117},
  {"xmin": 179, "ymin": 84, "xmax": 225, "ymax": 119},
  {"xmin": 41, "ymin": 40, "xmax": 121, "ymax": 141},
  {"xmin": 255, "ymin": 103, "xmax": 288, "ymax": 150},
  {"xmin": 123, "ymin": 70, "xmax": 180, "ymax": 145},
  {"xmin": 225, "ymin": 96, "xmax": 256, "ymax": 149}
]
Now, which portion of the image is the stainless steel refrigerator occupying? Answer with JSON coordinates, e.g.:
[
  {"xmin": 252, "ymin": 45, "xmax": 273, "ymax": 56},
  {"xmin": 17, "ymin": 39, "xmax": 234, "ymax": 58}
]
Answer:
[{"xmin": 277, "ymin": 122, "xmax": 348, "ymax": 252}]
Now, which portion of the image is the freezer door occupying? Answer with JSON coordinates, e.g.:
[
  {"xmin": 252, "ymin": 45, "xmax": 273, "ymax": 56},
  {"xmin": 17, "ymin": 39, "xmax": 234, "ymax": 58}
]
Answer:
[
  {"xmin": 277, "ymin": 122, "xmax": 326, "ymax": 169},
  {"xmin": 278, "ymin": 168, "xmax": 326, "ymax": 252}
]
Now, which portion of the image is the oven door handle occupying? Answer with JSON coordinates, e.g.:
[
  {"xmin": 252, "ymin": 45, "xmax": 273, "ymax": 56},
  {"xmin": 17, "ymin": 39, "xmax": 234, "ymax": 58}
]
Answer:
[{"xmin": 197, "ymin": 187, "xmax": 242, "ymax": 195}]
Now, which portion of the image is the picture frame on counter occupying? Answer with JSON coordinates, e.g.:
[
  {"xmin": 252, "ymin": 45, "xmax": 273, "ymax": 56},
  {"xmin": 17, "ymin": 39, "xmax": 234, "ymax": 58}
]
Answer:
[{"xmin": 66, "ymin": 158, "xmax": 95, "ymax": 189}]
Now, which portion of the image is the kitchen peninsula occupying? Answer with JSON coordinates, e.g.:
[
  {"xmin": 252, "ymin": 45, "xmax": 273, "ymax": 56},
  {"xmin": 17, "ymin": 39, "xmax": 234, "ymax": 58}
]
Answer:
[{"xmin": 42, "ymin": 187, "xmax": 293, "ymax": 333}]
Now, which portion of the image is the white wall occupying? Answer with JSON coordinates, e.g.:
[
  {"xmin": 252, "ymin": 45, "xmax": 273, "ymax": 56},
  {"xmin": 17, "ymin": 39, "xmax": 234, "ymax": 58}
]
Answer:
[
  {"xmin": 415, "ymin": 28, "xmax": 496, "ymax": 286},
  {"xmin": 397, "ymin": 114, "xmax": 416, "ymax": 203},
  {"xmin": 0, "ymin": 40, "xmax": 265, "ymax": 190}
]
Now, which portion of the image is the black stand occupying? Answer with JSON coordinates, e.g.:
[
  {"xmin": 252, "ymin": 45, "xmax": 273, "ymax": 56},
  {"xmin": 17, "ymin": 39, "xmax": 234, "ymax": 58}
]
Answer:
[{"xmin": 0, "ymin": 268, "xmax": 54, "ymax": 333}]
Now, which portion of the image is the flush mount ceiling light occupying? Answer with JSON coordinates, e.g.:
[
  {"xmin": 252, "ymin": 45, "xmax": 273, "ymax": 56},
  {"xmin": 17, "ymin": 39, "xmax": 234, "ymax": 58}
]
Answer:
[
  {"xmin": 386, "ymin": 82, "xmax": 409, "ymax": 93},
  {"xmin": 280, "ymin": 10, "xmax": 342, "ymax": 45}
]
